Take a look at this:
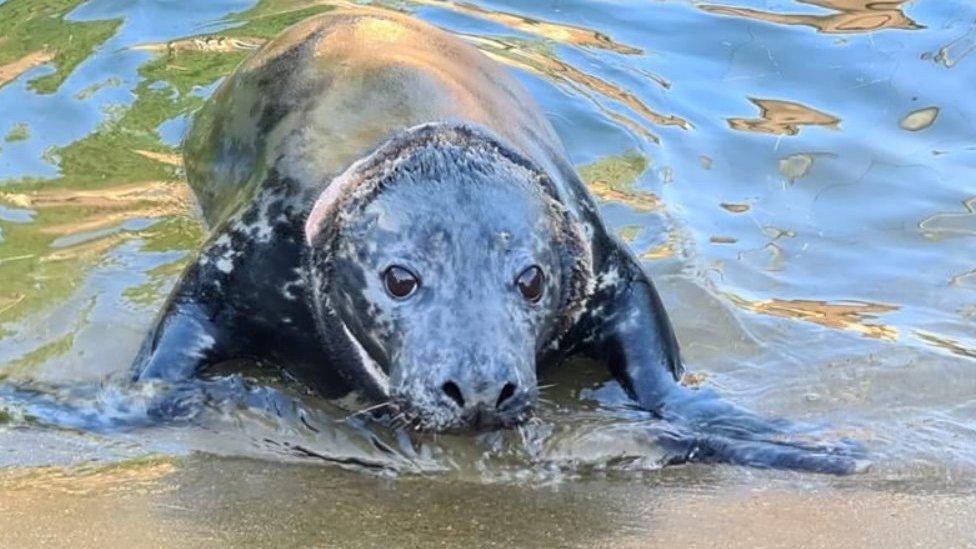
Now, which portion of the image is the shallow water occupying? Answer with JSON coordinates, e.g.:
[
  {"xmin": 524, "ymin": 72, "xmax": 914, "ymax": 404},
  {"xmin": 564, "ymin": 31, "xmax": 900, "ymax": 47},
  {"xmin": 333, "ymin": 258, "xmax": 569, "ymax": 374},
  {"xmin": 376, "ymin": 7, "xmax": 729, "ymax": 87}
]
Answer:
[{"xmin": 1, "ymin": 0, "xmax": 975, "ymax": 545}]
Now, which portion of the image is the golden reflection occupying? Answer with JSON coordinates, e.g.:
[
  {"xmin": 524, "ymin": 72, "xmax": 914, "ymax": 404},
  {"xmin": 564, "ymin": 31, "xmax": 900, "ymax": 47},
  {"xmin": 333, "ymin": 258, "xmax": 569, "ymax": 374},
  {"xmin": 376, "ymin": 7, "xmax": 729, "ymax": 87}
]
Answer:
[
  {"xmin": 132, "ymin": 149, "xmax": 183, "ymax": 167},
  {"xmin": 899, "ymin": 106, "xmax": 939, "ymax": 131},
  {"xmin": 464, "ymin": 34, "xmax": 689, "ymax": 131},
  {"xmin": 41, "ymin": 233, "xmax": 138, "ymax": 263},
  {"xmin": 680, "ymin": 372, "xmax": 709, "ymax": 388},
  {"xmin": 133, "ymin": 35, "xmax": 265, "ymax": 54},
  {"xmin": 606, "ymin": 111, "xmax": 660, "ymax": 143},
  {"xmin": 0, "ymin": 457, "xmax": 174, "ymax": 496},
  {"xmin": 720, "ymin": 202, "xmax": 750, "ymax": 213},
  {"xmin": 728, "ymin": 98, "xmax": 839, "ymax": 136},
  {"xmin": 699, "ymin": 1, "xmax": 920, "ymax": 34},
  {"xmin": 130, "ymin": 4, "xmax": 680, "ymax": 139},
  {"xmin": 640, "ymin": 243, "xmax": 674, "ymax": 260},
  {"xmin": 0, "ymin": 50, "xmax": 53, "ymax": 88},
  {"xmin": 262, "ymin": 0, "xmax": 643, "ymax": 53},
  {"xmin": 616, "ymin": 225, "xmax": 642, "ymax": 243},
  {"xmin": 1, "ymin": 181, "xmax": 189, "ymax": 211},
  {"xmin": 915, "ymin": 331, "xmax": 976, "ymax": 360},
  {"xmin": 406, "ymin": 0, "xmax": 641, "ymax": 54},
  {"xmin": 725, "ymin": 293, "xmax": 899, "ymax": 340},
  {"xmin": 585, "ymin": 184, "xmax": 660, "ymax": 212},
  {"xmin": 640, "ymin": 229, "xmax": 680, "ymax": 260},
  {"xmin": 41, "ymin": 209, "xmax": 174, "ymax": 236},
  {"xmin": 1, "ymin": 182, "xmax": 190, "ymax": 254},
  {"xmin": 577, "ymin": 151, "xmax": 662, "ymax": 212}
]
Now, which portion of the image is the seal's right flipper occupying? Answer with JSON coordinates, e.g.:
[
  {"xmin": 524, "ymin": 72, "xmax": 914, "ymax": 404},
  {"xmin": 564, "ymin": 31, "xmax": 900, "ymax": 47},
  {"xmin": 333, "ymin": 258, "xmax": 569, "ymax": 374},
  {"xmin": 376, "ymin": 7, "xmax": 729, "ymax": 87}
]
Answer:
[
  {"xmin": 131, "ymin": 297, "xmax": 230, "ymax": 382},
  {"xmin": 131, "ymin": 261, "xmax": 238, "ymax": 382}
]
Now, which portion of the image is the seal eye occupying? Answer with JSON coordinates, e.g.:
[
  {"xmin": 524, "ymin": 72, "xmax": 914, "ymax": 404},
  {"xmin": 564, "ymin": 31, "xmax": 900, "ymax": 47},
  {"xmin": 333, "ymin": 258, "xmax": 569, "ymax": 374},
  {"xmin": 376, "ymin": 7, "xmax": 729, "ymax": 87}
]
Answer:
[
  {"xmin": 516, "ymin": 266, "xmax": 545, "ymax": 303},
  {"xmin": 384, "ymin": 266, "xmax": 419, "ymax": 299}
]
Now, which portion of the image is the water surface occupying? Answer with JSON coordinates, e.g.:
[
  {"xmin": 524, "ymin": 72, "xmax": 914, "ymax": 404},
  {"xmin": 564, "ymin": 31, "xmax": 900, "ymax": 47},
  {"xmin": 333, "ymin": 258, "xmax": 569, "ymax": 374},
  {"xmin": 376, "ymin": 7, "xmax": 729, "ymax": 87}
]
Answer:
[{"xmin": 1, "ymin": 0, "xmax": 975, "ymax": 546}]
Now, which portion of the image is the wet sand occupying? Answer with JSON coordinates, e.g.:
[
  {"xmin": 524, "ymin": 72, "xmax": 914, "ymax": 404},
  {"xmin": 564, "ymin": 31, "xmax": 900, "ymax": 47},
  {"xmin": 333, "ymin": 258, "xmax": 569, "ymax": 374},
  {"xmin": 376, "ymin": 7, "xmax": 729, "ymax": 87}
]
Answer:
[{"xmin": 2, "ymin": 456, "xmax": 973, "ymax": 548}]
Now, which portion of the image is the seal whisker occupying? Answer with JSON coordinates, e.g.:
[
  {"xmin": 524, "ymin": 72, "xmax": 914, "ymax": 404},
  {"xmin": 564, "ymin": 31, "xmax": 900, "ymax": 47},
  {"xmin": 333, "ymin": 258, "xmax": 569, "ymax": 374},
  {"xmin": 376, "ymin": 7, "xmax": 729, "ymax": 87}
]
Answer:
[
  {"xmin": 336, "ymin": 401, "xmax": 394, "ymax": 423},
  {"xmin": 388, "ymin": 411, "xmax": 408, "ymax": 429},
  {"xmin": 516, "ymin": 424, "xmax": 528, "ymax": 446}
]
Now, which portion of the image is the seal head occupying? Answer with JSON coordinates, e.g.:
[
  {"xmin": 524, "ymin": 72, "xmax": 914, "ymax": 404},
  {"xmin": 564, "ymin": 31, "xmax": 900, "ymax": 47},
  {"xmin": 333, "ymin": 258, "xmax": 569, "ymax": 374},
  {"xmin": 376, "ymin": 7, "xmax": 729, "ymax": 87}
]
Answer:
[{"xmin": 305, "ymin": 123, "xmax": 592, "ymax": 430}]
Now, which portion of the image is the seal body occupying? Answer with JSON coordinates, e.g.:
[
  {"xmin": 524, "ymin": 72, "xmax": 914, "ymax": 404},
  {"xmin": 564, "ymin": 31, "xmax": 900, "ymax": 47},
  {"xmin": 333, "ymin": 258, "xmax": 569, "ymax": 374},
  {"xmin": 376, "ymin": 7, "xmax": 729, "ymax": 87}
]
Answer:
[
  {"xmin": 134, "ymin": 8, "xmax": 862, "ymax": 472},
  {"xmin": 137, "ymin": 8, "xmax": 626, "ymax": 394}
]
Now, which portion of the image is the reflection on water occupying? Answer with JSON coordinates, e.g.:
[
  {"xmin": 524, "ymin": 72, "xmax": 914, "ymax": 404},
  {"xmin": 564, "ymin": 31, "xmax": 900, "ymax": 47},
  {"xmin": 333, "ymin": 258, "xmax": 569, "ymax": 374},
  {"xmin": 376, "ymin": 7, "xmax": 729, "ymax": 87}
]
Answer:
[
  {"xmin": 578, "ymin": 151, "xmax": 662, "ymax": 212},
  {"xmin": 720, "ymin": 203, "xmax": 750, "ymax": 214},
  {"xmin": 407, "ymin": 0, "xmax": 643, "ymax": 54},
  {"xmin": 727, "ymin": 98, "xmax": 840, "ymax": 136},
  {"xmin": 0, "ymin": 50, "xmax": 56, "ymax": 89},
  {"xmin": 0, "ymin": 1, "xmax": 121, "ymax": 93},
  {"xmin": 919, "ymin": 196, "xmax": 976, "ymax": 238},
  {"xmin": 899, "ymin": 106, "xmax": 939, "ymax": 131},
  {"xmin": 464, "ymin": 33, "xmax": 689, "ymax": 137},
  {"xmin": 0, "ymin": 456, "xmax": 175, "ymax": 495},
  {"xmin": 914, "ymin": 331, "xmax": 976, "ymax": 360},
  {"xmin": 1, "ymin": 0, "xmax": 976, "ymax": 543},
  {"xmin": 724, "ymin": 294, "xmax": 899, "ymax": 340},
  {"xmin": 700, "ymin": 0, "xmax": 920, "ymax": 34},
  {"xmin": 924, "ymin": 19, "xmax": 976, "ymax": 68},
  {"xmin": 133, "ymin": 36, "xmax": 266, "ymax": 55}
]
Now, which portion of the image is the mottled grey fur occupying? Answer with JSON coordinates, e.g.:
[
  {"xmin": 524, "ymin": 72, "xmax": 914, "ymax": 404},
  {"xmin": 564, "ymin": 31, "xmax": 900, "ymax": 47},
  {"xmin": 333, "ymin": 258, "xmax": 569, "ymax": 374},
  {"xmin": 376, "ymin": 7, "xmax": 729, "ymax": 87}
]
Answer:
[{"xmin": 306, "ymin": 123, "xmax": 592, "ymax": 429}]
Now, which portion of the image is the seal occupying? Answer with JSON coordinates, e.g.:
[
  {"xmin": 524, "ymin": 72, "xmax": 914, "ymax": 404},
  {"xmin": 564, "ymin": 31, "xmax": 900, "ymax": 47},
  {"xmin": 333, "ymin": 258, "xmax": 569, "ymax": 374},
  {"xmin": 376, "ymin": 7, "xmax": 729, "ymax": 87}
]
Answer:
[{"xmin": 133, "ymin": 8, "xmax": 862, "ymax": 473}]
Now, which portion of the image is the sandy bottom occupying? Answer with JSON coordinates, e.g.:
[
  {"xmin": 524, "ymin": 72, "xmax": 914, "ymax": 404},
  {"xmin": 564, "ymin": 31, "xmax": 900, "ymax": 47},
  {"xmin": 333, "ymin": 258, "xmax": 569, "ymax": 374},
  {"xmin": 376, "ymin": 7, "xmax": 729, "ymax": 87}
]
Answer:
[{"xmin": 1, "ymin": 455, "xmax": 973, "ymax": 548}]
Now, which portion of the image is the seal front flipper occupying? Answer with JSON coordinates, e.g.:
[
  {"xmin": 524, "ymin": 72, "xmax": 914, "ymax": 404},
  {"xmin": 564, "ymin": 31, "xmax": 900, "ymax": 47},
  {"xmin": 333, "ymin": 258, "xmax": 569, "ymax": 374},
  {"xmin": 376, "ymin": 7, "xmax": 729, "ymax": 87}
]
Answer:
[
  {"xmin": 131, "ymin": 263, "xmax": 237, "ymax": 382},
  {"xmin": 581, "ymin": 247, "xmax": 865, "ymax": 474}
]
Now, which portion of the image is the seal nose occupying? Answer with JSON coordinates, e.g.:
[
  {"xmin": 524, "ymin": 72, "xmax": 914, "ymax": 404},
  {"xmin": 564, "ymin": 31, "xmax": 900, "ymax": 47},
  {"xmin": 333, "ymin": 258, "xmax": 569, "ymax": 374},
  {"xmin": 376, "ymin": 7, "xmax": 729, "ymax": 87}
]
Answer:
[
  {"xmin": 441, "ymin": 381, "xmax": 466, "ymax": 408},
  {"xmin": 440, "ymin": 380, "xmax": 520, "ymax": 411}
]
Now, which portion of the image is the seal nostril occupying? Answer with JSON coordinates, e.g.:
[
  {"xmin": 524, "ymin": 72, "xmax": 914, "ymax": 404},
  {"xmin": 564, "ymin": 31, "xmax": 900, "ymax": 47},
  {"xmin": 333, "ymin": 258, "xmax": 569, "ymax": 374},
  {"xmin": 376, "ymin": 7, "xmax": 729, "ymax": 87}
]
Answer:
[
  {"xmin": 441, "ymin": 381, "xmax": 465, "ymax": 409},
  {"xmin": 496, "ymin": 382, "xmax": 517, "ymax": 409}
]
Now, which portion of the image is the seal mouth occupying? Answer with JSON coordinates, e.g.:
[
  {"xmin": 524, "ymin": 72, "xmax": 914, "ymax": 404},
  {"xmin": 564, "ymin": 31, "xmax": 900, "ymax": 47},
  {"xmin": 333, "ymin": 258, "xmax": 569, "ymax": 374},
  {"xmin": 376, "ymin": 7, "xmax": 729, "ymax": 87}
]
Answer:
[{"xmin": 381, "ymin": 399, "xmax": 535, "ymax": 433}]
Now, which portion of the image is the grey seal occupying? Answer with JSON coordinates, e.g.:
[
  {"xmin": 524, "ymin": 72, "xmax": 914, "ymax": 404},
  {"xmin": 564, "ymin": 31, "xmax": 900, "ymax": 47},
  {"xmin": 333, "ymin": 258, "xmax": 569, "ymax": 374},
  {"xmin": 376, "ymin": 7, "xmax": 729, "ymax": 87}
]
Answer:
[{"xmin": 132, "ymin": 8, "xmax": 862, "ymax": 473}]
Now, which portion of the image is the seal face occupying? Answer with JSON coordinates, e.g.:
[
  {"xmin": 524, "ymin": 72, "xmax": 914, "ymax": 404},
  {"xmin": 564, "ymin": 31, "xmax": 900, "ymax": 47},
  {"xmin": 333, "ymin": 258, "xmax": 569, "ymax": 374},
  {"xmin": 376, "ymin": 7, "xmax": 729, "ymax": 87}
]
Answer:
[
  {"xmin": 132, "ymin": 8, "xmax": 864, "ymax": 473},
  {"xmin": 305, "ymin": 125, "xmax": 589, "ymax": 429}
]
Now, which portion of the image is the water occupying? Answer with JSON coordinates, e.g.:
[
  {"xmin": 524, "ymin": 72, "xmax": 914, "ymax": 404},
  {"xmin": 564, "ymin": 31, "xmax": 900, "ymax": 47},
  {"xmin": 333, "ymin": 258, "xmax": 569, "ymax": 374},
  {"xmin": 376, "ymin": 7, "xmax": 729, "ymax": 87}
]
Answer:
[{"xmin": 1, "ymin": 0, "xmax": 975, "ymax": 546}]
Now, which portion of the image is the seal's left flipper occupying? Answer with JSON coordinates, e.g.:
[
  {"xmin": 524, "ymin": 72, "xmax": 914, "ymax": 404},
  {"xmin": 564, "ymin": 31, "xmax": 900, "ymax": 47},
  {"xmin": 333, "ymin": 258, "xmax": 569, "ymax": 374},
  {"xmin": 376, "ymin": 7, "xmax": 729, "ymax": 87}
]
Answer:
[
  {"xmin": 654, "ymin": 428, "xmax": 867, "ymax": 474},
  {"xmin": 582, "ymin": 249, "xmax": 865, "ymax": 473}
]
